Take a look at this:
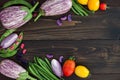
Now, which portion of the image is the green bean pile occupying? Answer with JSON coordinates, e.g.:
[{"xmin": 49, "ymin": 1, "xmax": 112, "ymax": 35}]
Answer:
[
  {"xmin": 28, "ymin": 57, "xmax": 61, "ymax": 80},
  {"xmin": 72, "ymin": 0, "xmax": 94, "ymax": 16}
]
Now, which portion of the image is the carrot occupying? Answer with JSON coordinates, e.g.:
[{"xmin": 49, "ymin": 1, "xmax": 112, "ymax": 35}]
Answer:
[{"xmin": 62, "ymin": 56, "xmax": 75, "ymax": 77}]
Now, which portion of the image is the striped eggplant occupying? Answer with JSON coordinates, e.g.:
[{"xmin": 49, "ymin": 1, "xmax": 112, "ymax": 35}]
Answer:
[
  {"xmin": 0, "ymin": 2, "xmax": 39, "ymax": 29},
  {"xmin": 0, "ymin": 59, "xmax": 36, "ymax": 80},
  {"xmin": 35, "ymin": 0, "xmax": 72, "ymax": 21}
]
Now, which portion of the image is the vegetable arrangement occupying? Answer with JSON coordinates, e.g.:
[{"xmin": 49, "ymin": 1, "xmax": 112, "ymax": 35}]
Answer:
[
  {"xmin": 0, "ymin": 56, "xmax": 91, "ymax": 80},
  {"xmin": 0, "ymin": 0, "xmax": 108, "ymax": 28},
  {"xmin": 0, "ymin": 0, "xmax": 108, "ymax": 79}
]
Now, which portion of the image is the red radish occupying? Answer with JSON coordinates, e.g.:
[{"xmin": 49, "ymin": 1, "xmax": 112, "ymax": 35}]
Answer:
[
  {"xmin": 62, "ymin": 56, "xmax": 75, "ymax": 77},
  {"xmin": 100, "ymin": 3, "xmax": 107, "ymax": 11}
]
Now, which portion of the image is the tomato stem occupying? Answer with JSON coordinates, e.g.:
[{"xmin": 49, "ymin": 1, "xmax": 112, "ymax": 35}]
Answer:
[{"xmin": 69, "ymin": 56, "xmax": 75, "ymax": 60}]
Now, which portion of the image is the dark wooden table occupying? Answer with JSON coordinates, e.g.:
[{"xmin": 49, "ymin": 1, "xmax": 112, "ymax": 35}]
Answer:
[{"xmin": 0, "ymin": 0, "xmax": 120, "ymax": 80}]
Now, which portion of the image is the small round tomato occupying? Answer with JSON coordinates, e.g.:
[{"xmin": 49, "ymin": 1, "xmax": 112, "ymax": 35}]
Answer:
[{"xmin": 100, "ymin": 3, "xmax": 107, "ymax": 10}]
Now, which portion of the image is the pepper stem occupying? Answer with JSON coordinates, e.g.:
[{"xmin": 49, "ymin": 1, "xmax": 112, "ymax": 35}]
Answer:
[{"xmin": 30, "ymin": 2, "xmax": 39, "ymax": 13}]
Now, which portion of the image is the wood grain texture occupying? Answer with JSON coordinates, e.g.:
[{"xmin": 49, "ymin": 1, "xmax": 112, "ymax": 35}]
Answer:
[{"xmin": 0, "ymin": 0, "xmax": 120, "ymax": 80}]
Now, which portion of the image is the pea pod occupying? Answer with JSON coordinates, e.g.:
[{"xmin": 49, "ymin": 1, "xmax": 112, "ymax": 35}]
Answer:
[
  {"xmin": 0, "ymin": 29, "xmax": 16, "ymax": 42},
  {"xmin": 3, "ymin": 0, "xmax": 32, "ymax": 9},
  {"xmin": 7, "ymin": 32, "xmax": 23, "ymax": 52},
  {"xmin": 0, "ymin": 49, "xmax": 18, "ymax": 58},
  {"xmin": 0, "ymin": 30, "xmax": 24, "ymax": 58}
]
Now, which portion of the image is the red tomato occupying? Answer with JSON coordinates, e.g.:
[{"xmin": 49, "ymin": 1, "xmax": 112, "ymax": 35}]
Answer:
[
  {"xmin": 63, "ymin": 59, "xmax": 75, "ymax": 77},
  {"xmin": 100, "ymin": 3, "xmax": 107, "ymax": 10}
]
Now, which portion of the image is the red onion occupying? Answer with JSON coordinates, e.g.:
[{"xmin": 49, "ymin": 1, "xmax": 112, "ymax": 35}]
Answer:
[
  {"xmin": 46, "ymin": 54, "xmax": 53, "ymax": 58},
  {"xmin": 59, "ymin": 56, "xmax": 64, "ymax": 63},
  {"xmin": 61, "ymin": 16, "xmax": 67, "ymax": 21},
  {"xmin": 57, "ymin": 19, "xmax": 62, "ymax": 26},
  {"xmin": 68, "ymin": 14, "xmax": 72, "ymax": 22}
]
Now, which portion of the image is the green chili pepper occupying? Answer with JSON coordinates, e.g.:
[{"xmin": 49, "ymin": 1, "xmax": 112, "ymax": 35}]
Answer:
[
  {"xmin": 3, "ymin": 0, "xmax": 32, "ymax": 9},
  {"xmin": 0, "ymin": 49, "xmax": 18, "ymax": 58},
  {"xmin": 0, "ymin": 29, "xmax": 16, "ymax": 42}
]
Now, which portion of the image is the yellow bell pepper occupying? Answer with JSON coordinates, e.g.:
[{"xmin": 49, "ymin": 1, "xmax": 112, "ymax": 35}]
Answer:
[
  {"xmin": 88, "ymin": 0, "xmax": 100, "ymax": 11},
  {"xmin": 75, "ymin": 65, "xmax": 90, "ymax": 78},
  {"xmin": 77, "ymin": 0, "xmax": 88, "ymax": 5}
]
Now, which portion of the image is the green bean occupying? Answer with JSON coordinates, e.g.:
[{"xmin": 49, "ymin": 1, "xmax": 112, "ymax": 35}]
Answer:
[
  {"xmin": 29, "ymin": 64, "xmax": 43, "ymax": 80},
  {"xmin": 71, "ymin": 7, "xmax": 79, "ymax": 15},
  {"xmin": 74, "ymin": 0, "xmax": 88, "ymax": 16},
  {"xmin": 33, "ymin": 63, "xmax": 53, "ymax": 80},
  {"xmin": 44, "ymin": 58, "xmax": 53, "ymax": 71},
  {"xmin": 72, "ymin": 0, "xmax": 85, "ymax": 16},
  {"xmin": 36, "ymin": 57, "xmax": 52, "ymax": 72},
  {"xmin": 0, "ymin": 29, "xmax": 16, "ymax": 42},
  {"xmin": 72, "ymin": 0, "xmax": 89, "ymax": 16},
  {"xmin": 33, "ymin": 63, "xmax": 59, "ymax": 80},
  {"xmin": 0, "ymin": 49, "xmax": 18, "ymax": 58},
  {"xmin": 72, "ymin": 5, "xmax": 84, "ymax": 16}
]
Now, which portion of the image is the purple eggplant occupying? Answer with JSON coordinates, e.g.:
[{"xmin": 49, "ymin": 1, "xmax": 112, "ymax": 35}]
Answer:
[
  {"xmin": 35, "ymin": 0, "xmax": 72, "ymax": 21},
  {"xmin": 0, "ymin": 2, "xmax": 39, "ymax": 29},
  {"xmin": 0, "ymin": 33, "xmax": 18, "ymax": 49},
  {"xmin": 0, "ymin": 59, "xmax": 36, "ymax": 80}
]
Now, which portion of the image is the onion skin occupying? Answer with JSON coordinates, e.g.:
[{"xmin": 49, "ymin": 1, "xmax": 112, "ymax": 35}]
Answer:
[
  {"xmin": 0, "ymin": 6, "xmax": 28, "ymax": 29},
  {"xmin": 0, "ymin": 33, "xmax": 18, "ymax": 49},
  {"xmin": 51, "ymin": 59, "xmax": 63, "ymax": 78},
  {"xmin": 41, "ymin": 0, "xmax": 72, "ymax": 16},
  {"xmin": 0, "ymin": 59, "xmax": 26, "ymax": 79}
]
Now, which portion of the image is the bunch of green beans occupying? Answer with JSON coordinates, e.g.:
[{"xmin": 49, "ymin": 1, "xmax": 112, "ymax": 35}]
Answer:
[
  {"xmin": 72, "ymin": 0, "xmax": 94, "ymax": 16},
  {"xmin": 28, "ymin": 57, "xmax": 62, "ymax": 80}
]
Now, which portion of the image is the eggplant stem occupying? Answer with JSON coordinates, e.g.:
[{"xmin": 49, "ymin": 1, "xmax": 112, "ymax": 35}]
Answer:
[
  {"xmin": 34, "ymin": 9, "xmax": 44, "ymax": 22},
  {"xmin": 30, "ymin": 2, "xmax": 39, "ymax": 13}
]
